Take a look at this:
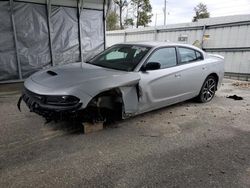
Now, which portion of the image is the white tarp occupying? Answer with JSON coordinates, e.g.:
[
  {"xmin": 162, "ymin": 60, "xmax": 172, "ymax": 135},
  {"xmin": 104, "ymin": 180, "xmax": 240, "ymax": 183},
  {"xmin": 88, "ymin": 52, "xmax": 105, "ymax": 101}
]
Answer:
[
  {"xmin": 80, "ymin": 9, "xmax": 104, "ymax": 61},
  {"xmin": 51, "ymin": 6, "xmax": 80, "ymax": 65},
  {"xmin": 0, "ymin": 1, "xmax": 19, "ymax": 81},
  {"xmin": 14, "ymin": 2, "xmax": 51, "ymax": 78},
  {"xmin": 0, "ymin": 0, "xmax": 106, "ymax": 81}
]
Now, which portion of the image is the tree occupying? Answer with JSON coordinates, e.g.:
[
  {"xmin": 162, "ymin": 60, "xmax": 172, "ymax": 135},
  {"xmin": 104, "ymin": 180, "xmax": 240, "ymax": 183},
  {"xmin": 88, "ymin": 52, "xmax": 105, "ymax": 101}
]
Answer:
[
  {"xmin": 131, "ymin": 0, "xmax": 152, "ymax": 28},
  {"xmin": 113, "ymin": 0, "xmax": 128, "ymax": 29},
  {"xmin": 192, "ymin": 3, "xmax": 210, "ymax": 22},
  {"xmin": 124, "ymin": 18, "xmax": 134, "ymax": 28},
  {"xmin": 106, "ymin": 11, "xmax": 119, "ymax": 31}
]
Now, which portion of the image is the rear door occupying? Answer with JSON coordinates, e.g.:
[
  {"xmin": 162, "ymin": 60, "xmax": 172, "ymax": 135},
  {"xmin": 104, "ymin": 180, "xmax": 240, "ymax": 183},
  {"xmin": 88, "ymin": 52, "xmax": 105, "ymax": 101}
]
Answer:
[{"xmin": 175, "ymin": 47, "xmax": 208, "ymax": 97}]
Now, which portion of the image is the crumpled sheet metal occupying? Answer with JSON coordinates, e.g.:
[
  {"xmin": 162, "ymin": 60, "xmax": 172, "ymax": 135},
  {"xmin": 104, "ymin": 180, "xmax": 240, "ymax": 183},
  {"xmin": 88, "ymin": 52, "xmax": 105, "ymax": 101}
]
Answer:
[{"xmin": 0, "ymin": 1, "xmax": 19, "ymax": 81}]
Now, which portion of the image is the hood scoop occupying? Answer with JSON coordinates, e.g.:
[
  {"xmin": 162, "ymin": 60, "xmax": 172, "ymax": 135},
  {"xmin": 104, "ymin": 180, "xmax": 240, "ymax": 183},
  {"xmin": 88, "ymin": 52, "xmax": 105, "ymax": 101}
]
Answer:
[{"xmin": 47, "ymin": 70, "xmax": 57, "ymax": 76}]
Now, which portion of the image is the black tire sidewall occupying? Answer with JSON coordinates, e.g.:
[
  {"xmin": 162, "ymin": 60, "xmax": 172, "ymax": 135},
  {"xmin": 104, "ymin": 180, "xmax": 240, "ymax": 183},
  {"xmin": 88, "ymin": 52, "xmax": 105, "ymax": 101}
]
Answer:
[{"xmin": 198, "ymin": 76, "xmax": 217, "ymax": 103}]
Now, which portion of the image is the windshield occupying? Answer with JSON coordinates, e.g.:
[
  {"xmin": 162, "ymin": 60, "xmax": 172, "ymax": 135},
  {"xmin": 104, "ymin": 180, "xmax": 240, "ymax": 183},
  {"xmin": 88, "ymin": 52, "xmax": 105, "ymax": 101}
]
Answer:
[{"xmin": 87, "ymin": 45, "xmax": 151, "ymax": 71}]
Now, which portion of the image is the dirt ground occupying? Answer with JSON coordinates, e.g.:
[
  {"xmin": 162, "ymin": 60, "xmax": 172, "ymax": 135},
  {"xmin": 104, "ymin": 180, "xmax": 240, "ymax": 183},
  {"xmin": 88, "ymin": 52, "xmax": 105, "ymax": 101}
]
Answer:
[{"xmin": 0, "ymin": 79, "xmax": 250, "ymax": 188}]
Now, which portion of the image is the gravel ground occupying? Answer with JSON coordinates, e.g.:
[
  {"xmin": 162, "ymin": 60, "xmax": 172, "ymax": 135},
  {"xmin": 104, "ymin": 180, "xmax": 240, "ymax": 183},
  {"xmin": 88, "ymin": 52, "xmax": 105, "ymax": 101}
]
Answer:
[{"xmin": 0, "ymin": 79, "xmax": 250, "ymax": 188}]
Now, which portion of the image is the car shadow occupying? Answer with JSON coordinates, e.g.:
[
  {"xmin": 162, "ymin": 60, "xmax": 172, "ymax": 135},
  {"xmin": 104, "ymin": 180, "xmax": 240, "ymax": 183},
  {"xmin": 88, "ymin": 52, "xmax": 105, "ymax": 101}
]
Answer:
[{"xmin": 46, "ymin": 98, "xmax": 200, "ymax": 135}]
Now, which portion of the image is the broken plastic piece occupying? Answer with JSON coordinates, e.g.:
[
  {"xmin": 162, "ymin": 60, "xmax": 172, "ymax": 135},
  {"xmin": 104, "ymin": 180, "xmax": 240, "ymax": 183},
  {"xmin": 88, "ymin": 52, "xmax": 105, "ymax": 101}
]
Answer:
[
  {"xmin": 17, "ymin": 95, "xmax": 23, "ymax": 111},
  {"xmin": 226, "ymin": 95, "xmax": 243, "ymax": 100}
]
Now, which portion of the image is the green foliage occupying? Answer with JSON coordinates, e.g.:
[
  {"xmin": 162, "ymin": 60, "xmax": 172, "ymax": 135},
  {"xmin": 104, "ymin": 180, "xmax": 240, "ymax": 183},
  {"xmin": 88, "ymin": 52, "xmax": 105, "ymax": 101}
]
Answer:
[
  {"xmin": 132, "ymin": 0, "xmax": 152, "ymax": 28},
  {"xmin": 113, "ymin": 0, "xmax": 128, "ymax": 29},
  {"xmin": 106, "ymin": 11, "xmax": 119, "ymax": 31},
  {"xmin": 192, "ymin": 3, "xmax": 210, "ymax": 22},
  {"xmin": 124, "ymin": 18, "xmax": 134, "ymax": 28}
]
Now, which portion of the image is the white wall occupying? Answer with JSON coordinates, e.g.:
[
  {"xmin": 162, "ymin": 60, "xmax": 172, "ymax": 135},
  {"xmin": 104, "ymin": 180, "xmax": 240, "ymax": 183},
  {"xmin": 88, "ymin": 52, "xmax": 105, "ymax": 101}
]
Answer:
[{"xmin": 106, "ymin": 15, "xmax": 250, "ymax": 76}]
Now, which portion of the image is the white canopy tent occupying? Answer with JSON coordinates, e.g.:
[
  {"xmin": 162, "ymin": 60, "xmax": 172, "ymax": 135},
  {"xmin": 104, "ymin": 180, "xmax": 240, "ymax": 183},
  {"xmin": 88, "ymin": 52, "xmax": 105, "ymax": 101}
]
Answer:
[{"xmin": 0, "ymin": 0, "xmax": 111, "ymax": 82}]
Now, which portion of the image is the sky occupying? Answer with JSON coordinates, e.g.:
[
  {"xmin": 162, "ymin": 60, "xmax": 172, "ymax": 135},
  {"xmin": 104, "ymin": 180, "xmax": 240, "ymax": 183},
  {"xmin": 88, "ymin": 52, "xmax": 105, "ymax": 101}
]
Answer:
[{"xmin": 150, "ymin": 0, "xmax": 250, "ymax": 26}]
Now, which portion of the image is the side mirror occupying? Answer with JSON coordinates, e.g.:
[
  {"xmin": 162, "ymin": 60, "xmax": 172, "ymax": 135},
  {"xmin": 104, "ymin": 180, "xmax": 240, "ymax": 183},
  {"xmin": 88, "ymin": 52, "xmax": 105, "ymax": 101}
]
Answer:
[{"xmin": 142, "ymin": 62, "xmax": 161, "ymax": 71}]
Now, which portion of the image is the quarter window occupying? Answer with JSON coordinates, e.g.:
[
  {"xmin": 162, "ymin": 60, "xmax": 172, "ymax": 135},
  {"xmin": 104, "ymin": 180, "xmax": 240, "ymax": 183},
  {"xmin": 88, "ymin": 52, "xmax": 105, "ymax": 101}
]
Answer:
[
  {"xmin": 196, "ymin": 51, "xmax": 203, "ymax": 61},
  {"xmin": 179, "ymin": 47, "xmax": 203, "ymax": 64},
  {"xmin": 147, "ymin": 47, "xmax": 177, "ymax": 69}
]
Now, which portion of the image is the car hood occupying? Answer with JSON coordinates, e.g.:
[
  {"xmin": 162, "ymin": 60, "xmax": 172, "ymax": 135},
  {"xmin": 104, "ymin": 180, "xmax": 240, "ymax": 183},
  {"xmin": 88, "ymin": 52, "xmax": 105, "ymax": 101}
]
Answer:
[{"xmin": 29, "ymin": 62, "xmax": 141, "ymax": 96}]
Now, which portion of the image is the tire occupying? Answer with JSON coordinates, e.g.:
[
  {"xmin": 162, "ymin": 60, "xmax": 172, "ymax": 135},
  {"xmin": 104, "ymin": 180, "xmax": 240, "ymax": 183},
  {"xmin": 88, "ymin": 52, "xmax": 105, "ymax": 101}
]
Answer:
[{"xmin": 197, "ymin": 76, "xmax": 217, "ymax": 103}]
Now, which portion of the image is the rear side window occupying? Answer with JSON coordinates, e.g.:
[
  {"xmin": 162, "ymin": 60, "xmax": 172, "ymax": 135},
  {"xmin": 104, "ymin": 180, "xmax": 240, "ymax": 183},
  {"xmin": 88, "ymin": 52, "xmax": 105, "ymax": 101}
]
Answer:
[
  {"xmin": 147, "ymin": 47, "xmax": 177, "ymax": 69},
  {"xmin": 179, "ymin": 47, "xmax": 203, "ymax": 64}
]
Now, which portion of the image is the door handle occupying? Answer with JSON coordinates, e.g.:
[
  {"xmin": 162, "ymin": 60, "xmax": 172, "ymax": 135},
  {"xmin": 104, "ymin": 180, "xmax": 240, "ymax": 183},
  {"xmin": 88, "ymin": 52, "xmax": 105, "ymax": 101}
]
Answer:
[{"xmin": 175, "ymin": 74, "xmax": 181, "ymax": 78}]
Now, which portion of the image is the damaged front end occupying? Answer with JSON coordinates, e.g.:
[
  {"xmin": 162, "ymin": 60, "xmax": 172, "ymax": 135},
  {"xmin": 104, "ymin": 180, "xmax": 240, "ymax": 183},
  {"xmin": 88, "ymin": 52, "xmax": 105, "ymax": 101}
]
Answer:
[{"xmin": 18, "ymin": 88, "xmax": 82, "ymax": 122}]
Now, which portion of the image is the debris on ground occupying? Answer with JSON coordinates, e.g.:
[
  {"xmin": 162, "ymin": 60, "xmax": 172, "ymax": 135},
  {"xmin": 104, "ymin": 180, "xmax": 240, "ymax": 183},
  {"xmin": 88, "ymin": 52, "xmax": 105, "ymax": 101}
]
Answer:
[
  {"xmin": 232, "ymin": 81, "xmax": 250, "ymax": 88},
  {"xmin": 220, "ymin": 170, "xmax": 226, "ymax": 174},
  {"xmin": 226, "ymin": 95, "xmax": 243, "ymax": 100}
]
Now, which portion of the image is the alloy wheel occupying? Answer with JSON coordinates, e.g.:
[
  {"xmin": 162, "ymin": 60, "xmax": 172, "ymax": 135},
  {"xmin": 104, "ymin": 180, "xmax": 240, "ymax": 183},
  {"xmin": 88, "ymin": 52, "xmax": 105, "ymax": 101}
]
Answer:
[{"xmin": 201, "ymin": 78, "xmax": 216, "ymax": 102}]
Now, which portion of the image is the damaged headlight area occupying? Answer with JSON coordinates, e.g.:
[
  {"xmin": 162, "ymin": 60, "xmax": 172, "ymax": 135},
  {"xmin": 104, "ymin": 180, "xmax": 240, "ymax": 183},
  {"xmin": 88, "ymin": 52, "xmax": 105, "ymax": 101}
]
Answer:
[
  {"xmin": 18, "ymin": 88, "xmax": 82, "ymax": 122},
  {"xmin": 45, "ymin": 95, "xmax": 80, "ymax": 106}
]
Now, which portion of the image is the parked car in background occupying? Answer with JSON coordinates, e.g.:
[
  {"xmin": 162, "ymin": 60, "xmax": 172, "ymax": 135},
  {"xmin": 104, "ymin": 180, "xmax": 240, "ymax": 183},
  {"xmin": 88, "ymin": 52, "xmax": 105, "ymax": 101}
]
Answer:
[{"xmin": 18, "ymin": 42, "xmax": 224, "ymax": 122}]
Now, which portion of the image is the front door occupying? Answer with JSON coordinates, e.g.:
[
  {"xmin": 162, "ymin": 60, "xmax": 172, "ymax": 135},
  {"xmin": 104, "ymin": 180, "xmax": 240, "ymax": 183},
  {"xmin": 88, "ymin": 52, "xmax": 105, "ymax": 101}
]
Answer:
[{"xmin": 138, "ymin": 47, "xmax": 183, "ymax": 113}]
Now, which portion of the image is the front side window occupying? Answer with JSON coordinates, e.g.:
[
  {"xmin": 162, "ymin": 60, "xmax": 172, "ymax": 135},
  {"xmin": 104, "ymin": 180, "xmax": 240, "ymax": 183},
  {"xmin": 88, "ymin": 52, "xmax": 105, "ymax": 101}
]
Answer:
[
  {"xmin": 146, "ymin": 47, "xmax": 177, "ymax": 69},
  {"xmin": 179, "ymin": 47, "xmax": 203, "ymax": 64},
  {"xmin": 88, "ymin": 45, "xmax": 151, "ymax": 71}
]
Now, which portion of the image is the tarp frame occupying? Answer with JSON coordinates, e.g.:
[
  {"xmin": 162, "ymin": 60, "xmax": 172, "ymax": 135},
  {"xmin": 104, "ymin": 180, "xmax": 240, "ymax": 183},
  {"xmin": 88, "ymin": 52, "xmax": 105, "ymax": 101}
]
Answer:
[
  {"xmin": 46, "ymin": 0, "xmax": 54, "ymax": 66},
  {"xmin": 77, "ymin": 0, "xmax": 84, "ymax": 63},
  {"xmin": 103, "ymin": 0, "xmax": 106, "ymax": 49},
  {"xmin": 0, "ymin": 0, "xmax": 109, "ymax": 83},
  {"xmin": 10, "ymin": 0, "xmax": 22, "ymax": 79}
]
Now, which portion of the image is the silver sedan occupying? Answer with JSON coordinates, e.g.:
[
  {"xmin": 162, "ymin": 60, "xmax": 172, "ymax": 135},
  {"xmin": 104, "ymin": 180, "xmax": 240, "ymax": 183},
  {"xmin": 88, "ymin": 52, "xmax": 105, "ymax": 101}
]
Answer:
[{"xmin": 18, "ymin": 42, "xmax": 224, "ymax": 122}]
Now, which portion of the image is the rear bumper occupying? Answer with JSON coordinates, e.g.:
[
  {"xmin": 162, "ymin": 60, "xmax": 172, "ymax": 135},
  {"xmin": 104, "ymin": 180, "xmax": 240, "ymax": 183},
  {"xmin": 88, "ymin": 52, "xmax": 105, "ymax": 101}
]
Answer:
[{"xmin": 19, "ymin": 88, "xmax": 82, "ymax": 120}]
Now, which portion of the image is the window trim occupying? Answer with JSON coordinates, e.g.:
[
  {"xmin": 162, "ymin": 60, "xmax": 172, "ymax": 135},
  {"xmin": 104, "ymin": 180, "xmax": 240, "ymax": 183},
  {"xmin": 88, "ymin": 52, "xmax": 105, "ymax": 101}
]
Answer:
[
  {"xmin": 140, "ymin": 46, "xmax": 178, "ymax": 71},
  {"xmin": 176, "ymin": 46, "xmax": 204, "ymax": 65}
]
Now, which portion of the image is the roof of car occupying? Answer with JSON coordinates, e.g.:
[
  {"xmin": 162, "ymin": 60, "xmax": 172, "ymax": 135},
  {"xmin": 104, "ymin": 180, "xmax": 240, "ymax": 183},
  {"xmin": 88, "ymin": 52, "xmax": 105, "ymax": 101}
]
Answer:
[{"xmin": 116, "ymin": 41, "xmax": 204, "ymax": 53}]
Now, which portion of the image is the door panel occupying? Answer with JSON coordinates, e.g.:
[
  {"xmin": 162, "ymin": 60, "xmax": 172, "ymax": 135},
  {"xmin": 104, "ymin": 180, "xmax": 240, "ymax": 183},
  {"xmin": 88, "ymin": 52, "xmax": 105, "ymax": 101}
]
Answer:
[
  {"xmin": 139, "ymin": 66, "xmax": 183, "ymax": 113},
  {"xmin": 138, "ymin": 62, "xmax": 206, "ymax": 113},
  {"xmin": 137, "ymin": 47, "xmax": 208, "ymax": 114}
]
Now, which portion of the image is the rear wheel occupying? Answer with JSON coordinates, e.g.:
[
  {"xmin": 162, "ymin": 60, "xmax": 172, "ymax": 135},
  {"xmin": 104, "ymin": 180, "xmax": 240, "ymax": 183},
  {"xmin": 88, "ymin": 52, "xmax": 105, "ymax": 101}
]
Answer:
[{"xmin": 198, "ymin": 76, "xmax": 217, "ymax": 103}]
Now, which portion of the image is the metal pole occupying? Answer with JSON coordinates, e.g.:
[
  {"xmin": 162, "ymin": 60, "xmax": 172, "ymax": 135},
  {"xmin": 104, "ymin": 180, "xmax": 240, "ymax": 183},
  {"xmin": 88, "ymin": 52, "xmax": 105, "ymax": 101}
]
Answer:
[
  {"xmin": 124, "ymin": 32, "xmax": 127, "ymax": 42},
  {"xmin": 77, "ymin": 0, "xmax": 84, "ymax": 63},
  {"xmin": 103, "ymin": 0, "xmax": 107, "ymax": 49},
  {"xmin": 154, "ymin": 29, "xmax": 158, "ymax": 41},
  {"xmin": 201, "ymin": 25, "xmax": 206, "ymax": 49},
  {"xmin": 46, "ymin": 0, "xmax": 54, "ymax": 66},
  {"xmin": 155, "ymin": 13, "xmax": 157, "ymax": 27},
  {"xmin": 163, "ymin": 0, "xmax": 167, "ymax": 26},
  {"xmin": 10, "ymin": 0, "xmax": 22, "ymax": 79}
]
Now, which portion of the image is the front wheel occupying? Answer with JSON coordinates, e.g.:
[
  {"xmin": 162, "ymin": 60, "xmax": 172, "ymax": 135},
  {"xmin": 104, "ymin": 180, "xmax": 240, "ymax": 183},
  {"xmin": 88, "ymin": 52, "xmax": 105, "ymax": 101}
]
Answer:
[{"xmin": 197, "ymin": 76, "xmax": 217, "ymax": 103}]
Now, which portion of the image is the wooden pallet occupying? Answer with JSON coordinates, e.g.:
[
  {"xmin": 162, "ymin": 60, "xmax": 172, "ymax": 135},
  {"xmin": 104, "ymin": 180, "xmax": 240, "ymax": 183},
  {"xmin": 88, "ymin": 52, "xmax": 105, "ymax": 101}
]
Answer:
[{"xmin": 83, "ymin": 122, "xmax": 104, "ymax": 134}]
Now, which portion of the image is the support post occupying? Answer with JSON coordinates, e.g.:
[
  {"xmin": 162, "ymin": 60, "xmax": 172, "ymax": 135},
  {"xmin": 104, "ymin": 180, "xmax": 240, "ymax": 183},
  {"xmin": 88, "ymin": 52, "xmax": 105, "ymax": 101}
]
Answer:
[
  {"xmin": 163, "ymin": 0, "xmax": 167, "ymax": 26},
  {"xmin": 77, "ymin": 0, "xmax": 84, "ymax": 62},
  {"xmin": 103, "ymin": 0, "xmax": 107, "ymax": 49},
  {"xmin": 201, "ymin": 25, "xmax": 206, "ymax": 50},
  {"xmin": 124, "ymin": 32, "xmax": 127, "ymax": 42},
  {"xmin": 10, "ymin": 0, "xmax": 22, "ymax": 79},
  {"xmin": 46, "ymin": 0, "xmax": 54, "ymax": 66},
  {"xmin": 154, "ymin": 29, "xmax": 158, "ymax": 41}
]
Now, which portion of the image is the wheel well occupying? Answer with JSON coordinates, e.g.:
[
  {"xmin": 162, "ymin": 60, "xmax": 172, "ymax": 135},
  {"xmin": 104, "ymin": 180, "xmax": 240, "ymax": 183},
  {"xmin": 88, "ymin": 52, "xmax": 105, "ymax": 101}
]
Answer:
[
  {"xmin": 89, "ymin": 88, "xmax": 123, "ymax": 108},
  {"xmin": 207, "ymin": 73, "xmax": 219, "ymax": 90},
  {"xmin": 83, "ymin": 88, "xmax": 123, "ymax": 122}
]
